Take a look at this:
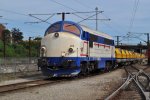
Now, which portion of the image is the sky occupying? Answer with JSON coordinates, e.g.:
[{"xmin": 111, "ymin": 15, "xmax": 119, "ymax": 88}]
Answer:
[{"xmin": 0, "ymin": 0, "xmax": 150, "ymax": 45}]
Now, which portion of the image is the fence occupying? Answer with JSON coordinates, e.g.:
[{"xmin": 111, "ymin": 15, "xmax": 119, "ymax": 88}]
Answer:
[{"xmin": 0, "ymin": 57, "xmax": 41, "ymax": 82}]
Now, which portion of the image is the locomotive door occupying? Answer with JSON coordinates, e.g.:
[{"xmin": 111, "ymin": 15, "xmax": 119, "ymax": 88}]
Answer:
[{"xmin": 82, "ymin": 31, "xmax": 90, "ymax": 58}]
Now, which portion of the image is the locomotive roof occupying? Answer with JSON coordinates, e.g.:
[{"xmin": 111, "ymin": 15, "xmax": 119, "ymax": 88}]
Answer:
[
  {"xmin": 80, "ymin": 25, "xmax": 113, "ymax": 40},
  {"xmin": 50, "ymin": 21, "xmax": 113, "ymax": 40}
]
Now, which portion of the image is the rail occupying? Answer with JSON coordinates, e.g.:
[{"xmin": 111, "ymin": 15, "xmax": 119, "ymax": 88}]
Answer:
[
  {"xmin": 0, "ymin": 78, "xmax": 62, "ymax": 94},
  {"xmin": 105, "ymin": 65, "xmax": 150, "ymax": 100}
]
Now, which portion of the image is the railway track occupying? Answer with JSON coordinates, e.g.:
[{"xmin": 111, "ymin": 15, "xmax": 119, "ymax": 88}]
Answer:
[
  {"xmin": 0, "ymin": 70, "xmax": 105, "ymax": 94},
  {"xmin": 0, "ymin": 65, "xmax": 149, "ymax": 98},
  {"xmin": 0, "ymin": 78, "xmax": 65, "ymax": 94},
  {"xmin": 105, "ymin": 65, "xmax": 150, "ymax": 100}
]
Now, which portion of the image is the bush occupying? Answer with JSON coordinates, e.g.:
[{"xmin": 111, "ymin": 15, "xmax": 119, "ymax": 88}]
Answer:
[{"xmin": 0, "ymin": 40, "xmax": 40, "ymax": 57}]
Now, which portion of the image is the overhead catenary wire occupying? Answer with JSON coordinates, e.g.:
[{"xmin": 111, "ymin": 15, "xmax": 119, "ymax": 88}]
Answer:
[
  {"xmin": 102, "ymin": 13, "xmax": 127, "ymax": 33},
  {"xmin": 0, "ymin": 8, "xmax": 53, "ymax": 24},
  {"xmin": 77, "ymin": 11, "xmax": 102, "ymax": 24},
  {"xmin": 101, "ymin": 21, "xmax": 123, "ymax": 35},
  {"xmin": 49, "ymin": 0, "xmax": 101, "ymax": 23},
  {"xmin": 29, "ymin": 0, "xmax": 96, "ymax": 24},
  {"xmin": 50, "ymin": 0, "xmax": 78, "ymax": 12},
  {"xmin": 72, "ymin": 0, "xmax": 94, "ymax": 10},
  {"xmin": 0, "ymin": 8, "xmax": 29, "ymax": 17},
  {"xmin": 29, "ymin": 14, "xmax": 51, "ymax": 24},
  {"xmin": 26, "ymin": 14, "xmax": 55, "ymax": 24},
  {"xmin": 29, "ymin": 10, "xmax": 104, "ymax": 25},
  {"xmin": 128, "ymin": 0, "xmax": 140, "ymax": 34}
]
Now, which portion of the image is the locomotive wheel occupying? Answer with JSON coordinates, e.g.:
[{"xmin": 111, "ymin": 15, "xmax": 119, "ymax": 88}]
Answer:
[
  {"xmin": 80, "ymin": 63, "xmax": 87, "ymax": 75},
  {"xmin": 114, "ymin": 62, "xmax": 118, "ymax": 69},
  {"xmin": 105, "ymin": 62, "xmax": 112, "ymax": 72},
  {"xmin": 85, "ymin": 63, "xmax": 90, "ymax": 74},
  {"xmin": 90, "ymin": 63, "xmax": 95, "ymax": 72}
]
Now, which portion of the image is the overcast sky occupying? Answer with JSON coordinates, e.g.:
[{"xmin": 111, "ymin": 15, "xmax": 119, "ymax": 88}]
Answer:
[{"xmin": 0, "ymin": 0, "xmax": 149, "ymax": 44}]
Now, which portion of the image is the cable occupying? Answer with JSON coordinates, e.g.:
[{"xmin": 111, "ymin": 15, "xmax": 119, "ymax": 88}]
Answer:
[
  {"xmin": 102, "ymin": 13, "xmax": 127, "ymax": 33},
  {"xmin": 101, "ymin": 21, "xmax": 124, "ymax": 35},
  {"xmin": 0, "ymin": 8, "xmax": 28, "ymax": 17},
  {"xmin": 72, "ymin": 13, "xmax": 85, "ymax": 20},
  {"xmin": 77, "ymin": 11, "xmax": 102, "ymax": 23},
  {"xmin": 50, "ymin": 0, "xmax": 78, "ymax": 12},
  {"xmin": 29, "ymin": 14, "xmax": 51, "ymax": 24},
  {"xmin": 44, "ymin": 14, "xmax": 55, "ymax": 22},
  {"xmin": 128, "ymin": 0, "xmax": 140, "ymax": 32},
  {"xmin": 50, "ymin": 0, "xmax": 93, "ymax": 22},
  {"xmin": 72, "ymin": 0, "xmax": 93, "ymax": 10}
]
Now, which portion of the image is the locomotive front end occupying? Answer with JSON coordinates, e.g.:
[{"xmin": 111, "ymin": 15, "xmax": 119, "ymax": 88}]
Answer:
[{"xmin": 38, "ymin": 21, "xmax": 82, "ymax": 77}]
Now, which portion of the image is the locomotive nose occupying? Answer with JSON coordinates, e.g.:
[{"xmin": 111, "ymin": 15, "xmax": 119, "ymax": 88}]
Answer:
[{"xmin": 41, "ymin": 31, "xmax": 80, "ymax": 57}]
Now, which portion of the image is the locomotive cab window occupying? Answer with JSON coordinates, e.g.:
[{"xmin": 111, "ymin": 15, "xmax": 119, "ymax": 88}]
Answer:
[
  {"xmin": 63, "ymin": 23, "xmax": 80, "ymax": 36},
  {"xmin": 45, "ymin": 23, "xmax": 61, "ymax": 36}
]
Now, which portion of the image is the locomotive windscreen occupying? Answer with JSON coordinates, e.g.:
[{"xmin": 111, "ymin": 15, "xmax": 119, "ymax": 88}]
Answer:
[
  {"xmin": 45, "ymin": 22, "xmax": 81, "ymax": 36},
  {"xmin": 63, "ymin": 23, "xmax": 80, "ymax": 36},
  {"xmin": 45, "ymin": 23, "xmax": 61, "ymax": 36}
]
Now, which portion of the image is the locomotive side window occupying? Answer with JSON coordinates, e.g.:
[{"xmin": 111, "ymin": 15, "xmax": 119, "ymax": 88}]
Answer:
[
  {"xmin": 104, "ymin": 38, "xmax": 113, "ymax": 45},
  {"xmin": 45, "ymin": 23, "xmax": 61, "ymax": 35},
  {"xmin": 89, "ymin": 34, "xmax": 98, "ymax": 48},
  {"xmin": 63, "ymin": 23, "xmax": 80, "ymax": 36},
  {"xmin": 89, "ymin": 34, "xmax": 98, "ymax": 42}
]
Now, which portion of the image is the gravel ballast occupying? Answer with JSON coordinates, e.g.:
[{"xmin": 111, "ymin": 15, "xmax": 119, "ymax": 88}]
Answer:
[{"xmin": 0, "ymin": 69, "xmax": 126, "ymax": 100}]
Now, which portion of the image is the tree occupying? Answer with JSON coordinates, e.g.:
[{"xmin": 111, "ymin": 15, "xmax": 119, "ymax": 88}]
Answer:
[
  {"xmin": 11, "ymin": 28, "xmax": 23, "ymax": 44},
  {"xmin": 0, "ymin": 24, "xmax": 6, "ymax": 39},
  {"xmin": 1, "ymin": 29, "xmax": 11, "ymax": 43},
  {"xmin": 34, "ymin": 37, "xmax": 42, "ymax": 41},
  {"xmin": 2, "ymin": 29, "xmax": 11, "ymax": 57}
]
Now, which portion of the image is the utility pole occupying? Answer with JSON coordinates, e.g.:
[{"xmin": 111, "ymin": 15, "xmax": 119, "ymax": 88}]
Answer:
[
  {"xmin": 115, "ymin": 36, "xmax": 121, "ymax": 46},
  {"xmin": 128, "ymin": 32, "xmax": 150, "ymax": 65},
  {"xmin": 146, "ymin": 33, "xmax": 150, "ymax": 65},
  {"xmin": 3, "ymin": 32, "xmax": 6, "ymax": 58},
  {"xmin": 29, "ymin": 37, "xmax": 32, "ymax": 63},
  {"xmin": 62, "ymin": 12, "xmax": 65, "ymax": 21},
  {"xmin": 95, "ymin": 7, "xmax": 98, "ymax": 31},
  {"xmin": 57, "ymin": 12, "xmax": 70, "ymax": 21},
  {"xmin": 87, "ymin": 7, "xmax": 110, "ymax": 31}
]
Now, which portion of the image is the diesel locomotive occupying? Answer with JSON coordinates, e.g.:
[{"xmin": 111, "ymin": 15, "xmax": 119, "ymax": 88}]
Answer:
[{"xmin": 38, "ymin": 21, "xmax": 145, "ymax": 77}]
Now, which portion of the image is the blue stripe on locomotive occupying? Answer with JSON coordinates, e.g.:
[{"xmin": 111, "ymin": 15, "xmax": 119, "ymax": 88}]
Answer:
[{"xmin": 41, "ymin": 57, "xmax": 115, "ymax": 76}]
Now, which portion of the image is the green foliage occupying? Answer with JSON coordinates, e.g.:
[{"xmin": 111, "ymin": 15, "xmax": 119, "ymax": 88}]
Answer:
[
  {"xmin": 0, "ymin": 40, "xmax": 41, "ymax": 57},
  {"xmin": 11, "ymin": 28, "xmax": 24, "ymax": 44},
  {"xmin": 1, "ymin": 29, "xmax": 11, "ymax": 43},
  {"xmin": 34, "ymin": 37, "xmax": 42, "ymax": 41},
  {"xmin": 0, "ymin": 40, "xmax": 3, "ymax": 56},
  {"xmin": 5, "ymin": 44, "xmax": 16, "ymax": 57},
  {"xmin": 0, "ymin": 28, "xmax": 41, "ymax": 57}
]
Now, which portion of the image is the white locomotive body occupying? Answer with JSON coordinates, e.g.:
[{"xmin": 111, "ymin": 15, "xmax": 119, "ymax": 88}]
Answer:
[{"xmin": 38, "ymin": 21, "xmax": 115, "ymax": 77}]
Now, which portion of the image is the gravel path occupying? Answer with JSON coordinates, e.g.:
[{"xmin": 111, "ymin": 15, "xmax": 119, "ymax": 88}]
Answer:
[{"xmin": 0, "ymin": 69, "xmax": 126, "ymax": 100}]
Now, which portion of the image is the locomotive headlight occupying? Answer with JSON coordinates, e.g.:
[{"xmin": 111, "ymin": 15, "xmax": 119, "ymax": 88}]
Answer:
[
  {"xmin": 54, "ymin": 32, "xmax": 59, "ymax": 38},
  {"xmin": 40, "ymin": 46, "xmax": 46, "ymax": 57},
  {"xmin": 68, "ymin": 47, "xmax": 74, "ymax": 53}
]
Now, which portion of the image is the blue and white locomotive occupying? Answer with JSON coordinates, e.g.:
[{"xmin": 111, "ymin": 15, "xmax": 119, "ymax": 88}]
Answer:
[{"xmin": 38, "ymin": 21, "xmax": 115, "ymax": 77}]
